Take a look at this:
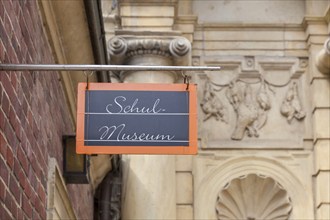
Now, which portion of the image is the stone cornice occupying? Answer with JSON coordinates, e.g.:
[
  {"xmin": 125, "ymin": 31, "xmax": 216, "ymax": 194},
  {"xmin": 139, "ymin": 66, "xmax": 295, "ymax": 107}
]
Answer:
[
  {"xmin": 195, "ymin": 23, "xmax": 304, "ymax": 31},
  {"xmin": 302, "ymin": 16, "xmax": 328, "ymax": 30}
]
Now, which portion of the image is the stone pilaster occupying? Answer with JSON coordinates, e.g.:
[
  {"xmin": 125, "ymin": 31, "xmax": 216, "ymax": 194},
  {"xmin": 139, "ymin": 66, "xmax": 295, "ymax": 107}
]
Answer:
[
  {"xmin": 108, "ymin": 31, "xmax": 191, "ymax": 220},
  {"xmin": 304, "ymin": 3, "xmax": 330, "ymax": 218}
]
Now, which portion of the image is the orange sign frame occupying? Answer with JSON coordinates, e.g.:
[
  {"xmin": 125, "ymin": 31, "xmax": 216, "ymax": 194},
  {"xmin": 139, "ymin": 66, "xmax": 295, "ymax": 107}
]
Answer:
[{"xmin": 76, "ymin": 83, "xmax": 197, "ymax": 155}]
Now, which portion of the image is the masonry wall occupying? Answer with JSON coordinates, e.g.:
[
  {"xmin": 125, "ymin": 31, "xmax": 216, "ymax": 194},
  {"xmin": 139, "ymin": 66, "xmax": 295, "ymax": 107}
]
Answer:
[{"xmin": 0, "ymin": 0, "xmax": 93, "ymax": 219}]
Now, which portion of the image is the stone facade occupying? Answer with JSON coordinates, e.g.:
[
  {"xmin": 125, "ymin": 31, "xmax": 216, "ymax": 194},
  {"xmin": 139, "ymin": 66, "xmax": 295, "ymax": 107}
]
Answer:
[{"xmin": 103, "ymin": 0, "xmax": 329, "ymax": 219}]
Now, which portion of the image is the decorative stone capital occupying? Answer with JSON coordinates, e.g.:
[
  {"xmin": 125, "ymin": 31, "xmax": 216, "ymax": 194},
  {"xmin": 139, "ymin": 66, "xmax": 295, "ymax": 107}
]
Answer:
[
  {"xmin": 107, "ymin": 31, "xmax": 191, "ymax": 82},
  {"xmin": 316, "ymin": 38, "xmax": 330, "ymax": 75}
]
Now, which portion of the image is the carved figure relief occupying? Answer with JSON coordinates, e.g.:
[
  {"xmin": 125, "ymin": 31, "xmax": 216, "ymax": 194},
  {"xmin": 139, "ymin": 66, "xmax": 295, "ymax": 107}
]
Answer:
[
  {"xmin": 280, "ymin": 82, "xmax": 306, "ymax": 123},
  {"xmin": 226, "ymin": 80, "xmax": 272, "ymax": 140},
  {"xmin": 201, "ymin": 80, "xmax": 228, "ymax": 123},
  {"xmin": 216, "ymin": 174, "xmax": 292, "ymax": 220},
  {"xmin": 200, "ymin": 74, "xmax": 305, "ymax": 141}
]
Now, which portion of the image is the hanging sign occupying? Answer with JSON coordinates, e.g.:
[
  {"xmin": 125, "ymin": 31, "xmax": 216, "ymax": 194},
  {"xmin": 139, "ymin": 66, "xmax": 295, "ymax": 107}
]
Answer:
[{"xmin": 76, "ymin": 83, "xmax": 197, "ymax": 154}]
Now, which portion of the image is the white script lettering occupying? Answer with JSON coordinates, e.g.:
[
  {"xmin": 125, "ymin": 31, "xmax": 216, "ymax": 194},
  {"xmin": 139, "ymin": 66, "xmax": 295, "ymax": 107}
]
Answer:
[
  {"xmin": 98, "ymin": 124, "xmax": 175, "ymax": 142},
  {"xmin": 105, "ymin": 96, "xmax": 165, "ymax": 114}
]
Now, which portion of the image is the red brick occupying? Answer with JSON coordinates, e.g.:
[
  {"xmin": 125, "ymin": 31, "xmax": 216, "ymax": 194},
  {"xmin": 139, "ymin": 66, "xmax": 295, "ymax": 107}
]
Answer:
[
  {"xmin": 7, "ymin": 44, "xmax": 18, "ymax": 63},
  {"xmin": 4, "ymin": 190, "xmax": 14, "ymax": 215},
  {"xmin": 11, "ymin": 201, "xmax": 19, "ymax": 220},
  {"xmin": 0, "ymin": 109, "xmax": 5, "ymax": 130},
  {"xmin": 31, "ymin": 153, "xmax": 40, "ymax": 177},
  {"xmin": 4, "ymin": 119, "xmax": 17, "ymax": 153},
  {"xmin": 13, "ymin": 158, "xmax": 22, "ymax": 179},
  {"xmin": 0, "ymin": 16, "xmax": 10, "ymax": 49},
  {"xmin": 1, "ymin": 90, "xmax": 10, "ymax": 115},
  {"xmin": 6, "ymin": 145, "xmax": 14, "ymax": 169},
  {"xmin": 3, "ymin": 13, "xmax": 13, "ymax": 39},
  {"xmin": 9, "ymin": 174, "xmax": 21, "ymax": 203},
  {"xmin": 22, "ymin": 194, "xmax": 32, "ymax": 218},
  {"xmin": 35, "ymin": 197, "xmax": 42, "ymax": 215},
  {"xmin": 0, "ymin": 156, "xmax": 9, "ymax": 184},
  {"xmin": 16, "ymin": 80, "xmax": 24, "ymax": 106},
  {"xmin": 27, "ymin": 166, "xmax": 37, "ymax": 191},
  {"xmin": 17, "ymin": 146, "xmax": 29, "ymax": 175},
  {"xmin": 21, "ymin": 76, "xmax": 31, "ymax": 102},
  {"xmin": 0, "ymin": 203, "xmax": 12, "ymax": 220},
  {"xmin": 10, "ymin": 72, "xmax": 18, "ymax": 90},
  {"xmin": 0, "ymin": 82, "xmax": 3, "ymax": 99},
  {"xmin": 9, "ymin": 106, "xmax": 21, "ymax": 140},
  {"xmin": 23, "ymin": 179, "xmax": 32, "ymax": 199},
  {"xmin": 37, "ymin": 181, "xmax": 46, "ymax": 205},
  {"xmin": 29, "ymin": 190, "xmax": 36, "ymax": 207},
  {"xmin": 11, "ymin": 0, "xmax": 20, "ymax": 18},
  {"xmin": 21, "ymin": 96, "xmax": 28, "ymax": 117},
  {"xmin": 18, "ymin": 167, "xmax": 27, "ymax": 191},
  {"xmin": 0, "ymin": 1, "xmax": 4, "ymax": 21},
  {"xmin": 40, "ymin": 208, "xmax": 46, "ymax": 220},
  {"xmin": 0, "ymin": 179, "xmax": 5, "ymax": 202},
  {"xmin": 0, "ymin": 40, "xmax": 5, "ymax": 61},
  {"xmin": 32, "ymin": 210, "xmax": 41, "ymax": 220},
  {"xmin": 0, "ymin": 132, "xmax": 7, "ymax": 157},
  {"xmin": 17, "ymin": 208, "xmax": 24, "ymax": 220}
]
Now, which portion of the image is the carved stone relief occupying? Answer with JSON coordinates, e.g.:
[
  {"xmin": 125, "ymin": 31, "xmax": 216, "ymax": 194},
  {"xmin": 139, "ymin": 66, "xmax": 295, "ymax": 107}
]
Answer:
[
  {"xmin": 200, "ymin": 79, "xmax": 228, "ymax": 123},
  {"xmin": 201, "ymin": 75, "xmax": 299, "ymax": 141},
  {"xmin": 198, "ymin": 56, "xmax": 308, "ymax": 146},
  {"xmin": 216, "ymin": 174, "xmax": 292, "ymax": 220},
  {"xmin": 280, "ymin": 82, "xmax": 306, "ymax": 123},
  {"xmin": 225, "ymin": 79, "xmax": 272, "ymax": 140}
]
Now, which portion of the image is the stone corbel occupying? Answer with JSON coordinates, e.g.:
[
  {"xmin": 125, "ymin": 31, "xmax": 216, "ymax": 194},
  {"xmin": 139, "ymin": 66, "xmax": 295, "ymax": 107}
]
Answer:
[{"xmin": 316, "ymin": 38, "xmax": 330, "ymax": 74}]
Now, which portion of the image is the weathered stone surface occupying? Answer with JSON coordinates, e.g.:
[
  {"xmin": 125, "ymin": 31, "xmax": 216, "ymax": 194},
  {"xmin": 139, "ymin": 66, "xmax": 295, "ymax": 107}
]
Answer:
[
  {"xmin": 101, "ymin": 1, "xmax": 329, "ymax": 219},
  {"xmin": 315, "ymin": 171, "xmax": 330, "ymax": 206},
  {"xmin": 176, "ymin": 156, "xmax": 193, "ymax": 172},
  {"xmin": 314, "ymin": 140, "xmax": 330, "ymax": 173},
  {"xmin": 177, "ymin": 205, "xmax": 194, "ymax": 220},
  {"xmin": 176, "ymin": 172, "xmax": 193, "ymax": 204}
]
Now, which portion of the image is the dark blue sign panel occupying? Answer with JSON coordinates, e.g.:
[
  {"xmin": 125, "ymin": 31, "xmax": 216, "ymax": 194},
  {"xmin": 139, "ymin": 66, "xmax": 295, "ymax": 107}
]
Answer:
[{"xmin": 84, "ymin": 91, "xmax": 189, "ymax": 146}]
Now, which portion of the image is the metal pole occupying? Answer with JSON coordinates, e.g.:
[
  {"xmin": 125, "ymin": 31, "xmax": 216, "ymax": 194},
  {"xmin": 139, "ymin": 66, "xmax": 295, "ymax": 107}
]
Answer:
[{"xmin": 0, "ymin": 64, "xmax": 220, "ymax": 72}]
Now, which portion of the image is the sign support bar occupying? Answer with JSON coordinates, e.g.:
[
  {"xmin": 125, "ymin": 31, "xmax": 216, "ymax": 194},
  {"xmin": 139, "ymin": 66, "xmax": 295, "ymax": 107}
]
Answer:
[{"xmin": 0, "ymin": 64, "xmax": 220, "ymax": 72}]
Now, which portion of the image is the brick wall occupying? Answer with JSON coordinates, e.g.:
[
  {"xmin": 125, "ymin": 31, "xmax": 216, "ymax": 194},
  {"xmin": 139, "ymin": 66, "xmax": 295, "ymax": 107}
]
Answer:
[{"xmin": 0, "ymin": 0, "xmax": 93, "ymax": 219}]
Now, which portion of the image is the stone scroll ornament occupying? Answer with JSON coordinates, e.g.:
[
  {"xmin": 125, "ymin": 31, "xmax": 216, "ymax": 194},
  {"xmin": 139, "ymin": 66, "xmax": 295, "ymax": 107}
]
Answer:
[{"xmin": 108, "ymin": 36, "xmax": 190, "ymax": 63}]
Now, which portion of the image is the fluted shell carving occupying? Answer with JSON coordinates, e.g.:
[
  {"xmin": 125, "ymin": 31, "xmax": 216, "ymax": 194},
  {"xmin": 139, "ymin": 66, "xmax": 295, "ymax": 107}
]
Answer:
[
  {"xmin": 216, "ymin": 174, "xmax": 292, "ymax": 220},
  {"xmin": 169, "ymin": 37, "xmax": 191, "ymax": 57},
  {"xmin": 108, "ymin": 36, "xmax": 127, "ymax": 56}
]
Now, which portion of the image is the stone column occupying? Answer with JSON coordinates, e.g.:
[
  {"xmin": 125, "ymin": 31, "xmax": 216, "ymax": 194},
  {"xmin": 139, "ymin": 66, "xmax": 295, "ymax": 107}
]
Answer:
[{"xmin": 108, "ymin": 31, "xmax": 191, "ymax": 219}]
